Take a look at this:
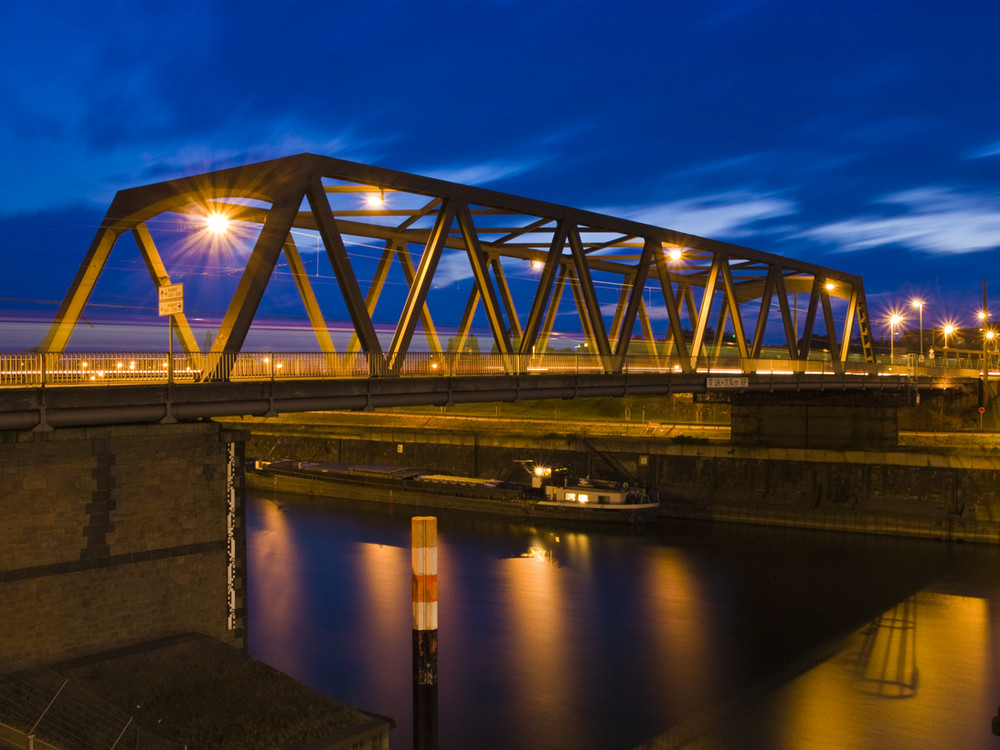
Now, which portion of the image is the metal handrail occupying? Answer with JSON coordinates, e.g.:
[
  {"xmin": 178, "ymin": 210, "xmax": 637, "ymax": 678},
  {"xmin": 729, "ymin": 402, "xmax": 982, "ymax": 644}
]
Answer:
[{"xmin": 0, "ymin": 350, "xmax": 989, "ymax": 388}]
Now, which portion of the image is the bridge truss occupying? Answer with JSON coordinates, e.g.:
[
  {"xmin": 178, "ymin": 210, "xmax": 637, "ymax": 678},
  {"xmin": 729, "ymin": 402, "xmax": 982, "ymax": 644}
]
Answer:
[{"xmin": 41, "ymin": 154, "xmax": 875, "ymax": 375}]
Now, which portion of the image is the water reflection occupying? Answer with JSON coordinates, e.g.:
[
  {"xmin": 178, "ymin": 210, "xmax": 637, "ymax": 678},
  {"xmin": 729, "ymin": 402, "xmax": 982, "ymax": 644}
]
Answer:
[{"xmin": 246, "ymin": 492, "xmax": 1000, "ymax": 750}]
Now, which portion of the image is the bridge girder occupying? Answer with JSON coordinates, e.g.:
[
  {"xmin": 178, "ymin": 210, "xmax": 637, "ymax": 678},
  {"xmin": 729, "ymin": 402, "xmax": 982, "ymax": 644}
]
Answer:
[{"xmin": 41, "ymin": 154, "xmax": 875, "ymax": 373}]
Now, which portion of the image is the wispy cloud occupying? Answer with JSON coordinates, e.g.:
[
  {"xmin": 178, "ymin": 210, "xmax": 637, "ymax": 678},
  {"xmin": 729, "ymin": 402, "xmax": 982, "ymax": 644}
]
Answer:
[
  {"xmin": 798, "ymin": 186, "xmax": 1000, "ymax": 253},
  {"xmin": 966, "ymin": 139, "xmax": 1000, "ymax": 160},
  {"xmin": 603, "ymin": 191, "xmax": 797, "ymax": 239},
  {"xmin": 421, "ymin": 160, "xmax": 542, "ymax": 187}
]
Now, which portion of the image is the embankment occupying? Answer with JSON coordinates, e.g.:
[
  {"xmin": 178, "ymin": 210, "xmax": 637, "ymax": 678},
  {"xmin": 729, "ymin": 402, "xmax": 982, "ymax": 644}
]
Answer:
[{"xmin": 218, "ymin": 412, "xmax": 1000, "ymax": 543}]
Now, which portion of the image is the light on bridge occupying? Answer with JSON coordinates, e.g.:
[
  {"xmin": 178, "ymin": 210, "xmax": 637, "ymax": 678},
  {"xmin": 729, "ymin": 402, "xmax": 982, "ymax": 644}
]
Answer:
[
  {"xmin": 205, "ymin": 212, "xmax": 230, "ymax": 235},
  {"xmin": 825, "ymin": 281, "xmax": 836, "ymax": 291},
  {"xmin": 667, "ymin": 248, "xmax": 682, "ymax": 262},
  {"xmin": 367, "ymin": 189, "xmax": 385, "ymax": 207}
]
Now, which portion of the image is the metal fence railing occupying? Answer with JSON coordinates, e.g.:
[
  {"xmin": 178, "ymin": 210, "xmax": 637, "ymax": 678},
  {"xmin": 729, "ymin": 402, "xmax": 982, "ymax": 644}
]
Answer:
[
  {"xmin": 0, "ymin": 667, "xmax": 181, "ymax": 750},
  {"xmin": 0, "ymin": 350, "xmax": 988, "ymax": 389}
]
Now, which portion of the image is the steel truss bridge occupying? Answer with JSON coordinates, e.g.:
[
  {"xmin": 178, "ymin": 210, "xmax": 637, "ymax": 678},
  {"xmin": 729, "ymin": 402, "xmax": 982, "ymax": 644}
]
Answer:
[
  {"xmin": 39, "ymin": 153, "xmax": 878, "ymax": 375},
  {"xmin": 5, "ymin": 154, "xmax": 988, "ymax": 430}
]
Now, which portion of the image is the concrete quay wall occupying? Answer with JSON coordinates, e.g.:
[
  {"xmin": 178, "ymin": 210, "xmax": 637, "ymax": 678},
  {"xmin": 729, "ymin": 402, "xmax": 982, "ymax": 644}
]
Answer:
[
  {"xmin": 1, "ymin": 422, "xmax": 247, "ymax": 669},
  {"xmin": 231, "ymin": 415, "xmax": 1000, "ymax": 543}
]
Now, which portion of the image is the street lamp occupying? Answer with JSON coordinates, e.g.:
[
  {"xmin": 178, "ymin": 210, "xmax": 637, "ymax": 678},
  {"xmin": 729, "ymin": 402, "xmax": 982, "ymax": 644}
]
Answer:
[{"xmin": 911, "ymin": 299, "xmax": 924, "ymax": 359}]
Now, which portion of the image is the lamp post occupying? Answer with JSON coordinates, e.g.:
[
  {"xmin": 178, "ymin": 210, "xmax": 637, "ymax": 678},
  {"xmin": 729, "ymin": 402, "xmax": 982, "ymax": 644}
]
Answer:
[
  {"xmin": 911, "ymin": 299, "xmax": 924, "ymax": 360},
  {"xmin": 943, "ymin": 324, "xmax": 954, "ymax": 366}
]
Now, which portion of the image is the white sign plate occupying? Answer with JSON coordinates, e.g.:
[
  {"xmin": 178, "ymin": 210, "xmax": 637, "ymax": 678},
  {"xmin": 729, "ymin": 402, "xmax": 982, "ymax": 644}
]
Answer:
[
  {"xmin": 158, "ymin": 283, "xmax": 183, "ymax": 316},
  {"xmin": 706, "ymin": 376, "xmax": 748, "ymax": 389}
]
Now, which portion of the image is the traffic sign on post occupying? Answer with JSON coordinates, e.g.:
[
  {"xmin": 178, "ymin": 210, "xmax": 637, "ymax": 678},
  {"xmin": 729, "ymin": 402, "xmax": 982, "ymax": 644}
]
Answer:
[{"xmin": 158, "ymin": 284, "xmax": 183, "ymax": 316}]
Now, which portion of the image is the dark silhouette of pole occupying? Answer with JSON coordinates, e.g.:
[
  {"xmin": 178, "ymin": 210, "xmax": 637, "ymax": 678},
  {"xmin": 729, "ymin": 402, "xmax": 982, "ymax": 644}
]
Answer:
[{"xmin": 412, "ymin": 516, "xmax": 438, "ymax": 750}]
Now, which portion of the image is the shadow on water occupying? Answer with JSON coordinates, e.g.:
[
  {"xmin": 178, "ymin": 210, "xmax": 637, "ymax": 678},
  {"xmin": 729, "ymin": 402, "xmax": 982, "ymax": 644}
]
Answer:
[{"xmin": 246, "ymin": 488, "xmax": 1000, "ymax": 750}]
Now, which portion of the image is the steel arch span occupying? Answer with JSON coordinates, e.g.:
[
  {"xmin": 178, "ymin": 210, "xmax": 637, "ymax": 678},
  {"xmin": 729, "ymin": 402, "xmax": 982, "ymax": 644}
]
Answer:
[{"xmin": 41, "ymin": 153, "xmax": 876, "ymax": 375}]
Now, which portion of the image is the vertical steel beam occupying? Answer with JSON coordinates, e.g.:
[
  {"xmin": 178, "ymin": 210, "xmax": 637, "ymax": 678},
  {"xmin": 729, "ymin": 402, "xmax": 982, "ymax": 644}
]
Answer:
[
  {"xmin": 455, "ymin": 202, "xmax": 513, "ymax": 356},
  {"xmin": 306, "ymin": 176, "xmax": 383, "ymax": 356},
  {"xmin": 568, "ymin": 226, "xmax": 612, "ymax": 360},
  {"xmin": 40, "ymin": 227, "xmax": 121, "ymax": 352},
  {"xmin": 282, "ymin": 235, "xmax": 336, "ymax": 353},
  {"xmin": 520, "ymin": 220, "xmax": 569, "ymax": 355},
  {"xmin": 212, "ymin": 188, "xmax": 305, "ymax": 355},
  {"xmin": 388, "ymin": 200, "xmax": 457, "ymax": 372},
  {"xmin": 130, "ymin": 223, "xmax": 203, "ymax": 360},
  {"xmin": 397, "ymin": 244, "xmax": 443, "ymax": 355}
]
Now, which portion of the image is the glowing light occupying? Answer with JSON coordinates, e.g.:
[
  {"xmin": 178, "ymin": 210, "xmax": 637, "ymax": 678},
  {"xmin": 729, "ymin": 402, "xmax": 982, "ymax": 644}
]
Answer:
[
  {"xmin": 577, "ymin": 493, "xmax": 589, "ymax": 503},
  {"xmin": 80, "ymin": 361, "xmax": 88, "ymax": 368},
  {"xmin": 911, "ymin": 299, "xmax": 923, "ymax": 309},
  {"xmin": 367, "ymin": 189, "xmax": 385, "ymax": 207},
  {"xmin": 205, "ymin": 212, "xmax": 230, "ymax": 235},
  {"xmin": 667, "ymin": 248, "xmax": 682, "ymax": 261},
  {"xmin": 944, "ymin": 324, "xmax": 955, "ymax": 335},
  {"xmin": 889, "ymin": 314, "xmax": 902, "ymax": 328},
  {"xmin": 825, "ymin": 281, "xmax": 835, "ymax": 291},
  {"xmin": 530, "ymin": 259, "xmax": 543, "ymax": 271},
  {"xmin": 979, "ymin": 310, "xmax": 987, "ymax": 321}
]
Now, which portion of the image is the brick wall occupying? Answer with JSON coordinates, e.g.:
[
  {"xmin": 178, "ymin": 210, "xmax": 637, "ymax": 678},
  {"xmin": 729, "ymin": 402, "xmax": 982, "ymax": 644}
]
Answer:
[{"xmin": 0, "ymin": 422, "xmax": 246, "ymax": 669}]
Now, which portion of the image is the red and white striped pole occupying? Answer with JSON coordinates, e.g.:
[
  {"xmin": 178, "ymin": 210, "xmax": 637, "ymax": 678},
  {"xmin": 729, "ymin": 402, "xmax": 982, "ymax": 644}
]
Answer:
[{"xmin": 412, "ymin": 516, "xmax": 438, "ymax": 750}]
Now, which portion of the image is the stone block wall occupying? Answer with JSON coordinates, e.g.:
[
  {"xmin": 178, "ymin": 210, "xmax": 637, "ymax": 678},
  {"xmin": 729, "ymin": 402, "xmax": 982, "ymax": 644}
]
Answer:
[{"xmin": 1, "ymin": 422, "xmax": 246, "ymax": 669}]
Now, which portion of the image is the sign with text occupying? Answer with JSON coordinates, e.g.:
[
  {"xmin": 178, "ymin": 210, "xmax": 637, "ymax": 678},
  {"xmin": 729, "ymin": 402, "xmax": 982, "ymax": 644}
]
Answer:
[
  {"xmin": 158, "ymin": 283, "xmax": 183, "ymax": 316},
  {"xmin": 706, "ymin": 376, "xmax": 748, "ymax": 390}
]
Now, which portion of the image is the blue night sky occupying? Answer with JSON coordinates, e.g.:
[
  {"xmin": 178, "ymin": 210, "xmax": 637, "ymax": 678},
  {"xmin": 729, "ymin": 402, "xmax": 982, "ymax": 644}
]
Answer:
[{"xmin": 1, "ymin": 0, "xmax": 998, "ymax": 343}]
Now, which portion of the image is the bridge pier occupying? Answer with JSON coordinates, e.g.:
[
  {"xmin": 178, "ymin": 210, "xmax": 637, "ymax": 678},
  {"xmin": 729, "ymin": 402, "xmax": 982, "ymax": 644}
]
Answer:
[
  {"xmin": 730, "ymin": 390, "xmax": 912, "ymax": 450},
  {"xmin": 0, "ymin": 421, "xmax": 247, "ymax": 669}
]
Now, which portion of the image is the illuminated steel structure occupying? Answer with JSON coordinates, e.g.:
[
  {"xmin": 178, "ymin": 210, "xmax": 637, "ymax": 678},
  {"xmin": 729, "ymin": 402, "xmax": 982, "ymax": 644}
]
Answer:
[{"xmin": 41, "ymin": 154, "xmax": 875, "ymax": 374}]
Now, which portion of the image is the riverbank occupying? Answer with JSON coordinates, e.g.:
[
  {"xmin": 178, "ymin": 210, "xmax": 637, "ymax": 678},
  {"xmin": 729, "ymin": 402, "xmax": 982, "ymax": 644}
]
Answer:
[{"xmin": 218, "ymin": 410, "xmax": 1000, "ymax": 544}]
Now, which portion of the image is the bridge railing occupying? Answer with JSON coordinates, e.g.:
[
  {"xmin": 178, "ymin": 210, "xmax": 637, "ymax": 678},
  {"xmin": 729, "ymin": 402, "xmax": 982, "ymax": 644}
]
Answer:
[{"xmin": 0, "ymin": 351, "xmax": 990, "ymax": 388}]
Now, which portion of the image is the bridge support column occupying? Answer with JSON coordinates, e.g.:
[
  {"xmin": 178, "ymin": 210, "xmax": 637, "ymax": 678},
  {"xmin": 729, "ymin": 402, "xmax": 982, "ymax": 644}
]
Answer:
[
  {"xmin": 0, "ymin": 421, "xmax": 247, "ymax": 669},
  {"xmin": 730, "ymin": 391, "xmax": 911, "ymax": 450}
]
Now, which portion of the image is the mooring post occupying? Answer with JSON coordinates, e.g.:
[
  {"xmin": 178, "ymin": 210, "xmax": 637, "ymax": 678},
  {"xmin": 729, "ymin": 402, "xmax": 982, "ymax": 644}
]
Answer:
[{"xmin": 412, "ymin": 515, "xmax": 438, "ymax": 750}]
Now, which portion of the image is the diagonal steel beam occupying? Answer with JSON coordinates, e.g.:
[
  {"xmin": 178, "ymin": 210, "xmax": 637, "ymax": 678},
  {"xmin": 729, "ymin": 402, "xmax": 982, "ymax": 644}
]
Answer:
[
  {"xmin": 798, "ymin": 276, "xmax": 824, "ymax": 360},
  {"xmin": 652, "ymin": 246, "xmax": 691, "ymax": 368},
  {"xmin": 689, "ymin": 255, "xmax": 723, "ymax": 370},
  {"xmin": 611, "ymin": 237, "xmax": 655, "ymax": 371},
  {"xmin": 491, "ymin": 257, "xmax": 523, "ymax": 342},
  {"xmin": 282, "ymin": 235, "xmax": 336, "ymax": 353},
  {"xmin": 397, "ymin": 244, "xmax": 443, "ymax": 355},
  {"xmin": 568, "ymin": 225, "xmax": 612, "ymax": 360},
  {"xmin": 387, "ymin": 200, "xmax": 457, "ymax": 372},
  {"xmin": 130, "ymin": 223, "xmax": 203, "ymax": 361},
  {"xmin": 773, "ymin": 270, "xmax": 799, "ymax": 360},
  {"xmin": 40, "ymin": 227, "xmax": 121, "ymax": 352},
  {"xmin": 539, "ymin": 263, "xmax": 569, "ymax": 352},
  {"xmin": 455, "ymin": 201, "xmax": 513, "ymax": 356},
  {"xmin": 306, "ymin": 176, "xmax": 383, "ymax": 356},
  {"xmin": 719, "ymin": 258, "xmax": 750, "ymax": 360},
  {"xmin": 520, "ymin": 219, "xmax": 569, "ymax": 355},
  {"xmin": 346, "ymin": 241, "xmax": 395, "ymax": 354},
  {"xmin": 749, "ymin": 266, "xmax": 777, "ymax": 359},
  {"xmin": 212, "ymin": 187, "xmax": 305, "ymax": 355},
  {"xmin": 820, "ymin": 284, "xmax": 841, "ymax": 368}
]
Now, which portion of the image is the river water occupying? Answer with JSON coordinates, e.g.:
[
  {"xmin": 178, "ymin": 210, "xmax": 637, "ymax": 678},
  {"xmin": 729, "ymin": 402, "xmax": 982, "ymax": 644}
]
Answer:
[{"xmin": 246, "ymin": 489, "xmax": 1000, "ymax": 749}]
